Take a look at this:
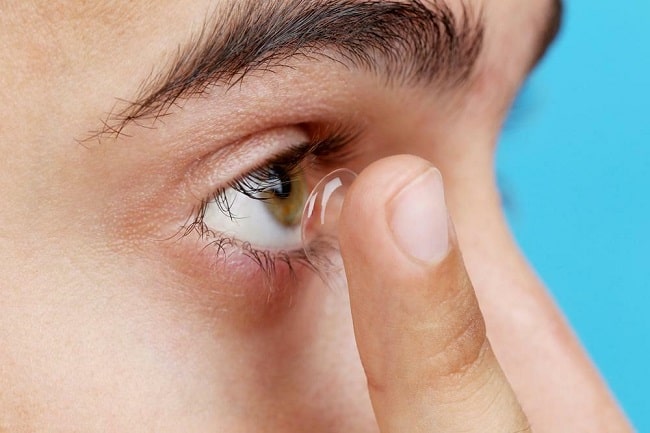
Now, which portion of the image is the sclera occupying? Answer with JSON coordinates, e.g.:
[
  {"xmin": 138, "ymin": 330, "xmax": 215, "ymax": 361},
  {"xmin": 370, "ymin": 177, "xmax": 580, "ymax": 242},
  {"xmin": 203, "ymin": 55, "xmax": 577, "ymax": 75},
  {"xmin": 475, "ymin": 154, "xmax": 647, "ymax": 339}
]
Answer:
[{"xmin": 301, "ymin": 168, "xmax": 357, "ymax": 292}]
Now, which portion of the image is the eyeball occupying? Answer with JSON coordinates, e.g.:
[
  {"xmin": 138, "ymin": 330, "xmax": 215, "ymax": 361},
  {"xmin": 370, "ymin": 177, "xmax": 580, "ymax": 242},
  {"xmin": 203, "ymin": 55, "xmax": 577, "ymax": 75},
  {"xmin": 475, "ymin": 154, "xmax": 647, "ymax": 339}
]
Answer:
[
  {"xmin": 202, "ymin": 166, "xmax": 308, "ymax": 250},
  {"xmin": 259, "ymin": 165, "xmax": 308, "ymax": 227}
]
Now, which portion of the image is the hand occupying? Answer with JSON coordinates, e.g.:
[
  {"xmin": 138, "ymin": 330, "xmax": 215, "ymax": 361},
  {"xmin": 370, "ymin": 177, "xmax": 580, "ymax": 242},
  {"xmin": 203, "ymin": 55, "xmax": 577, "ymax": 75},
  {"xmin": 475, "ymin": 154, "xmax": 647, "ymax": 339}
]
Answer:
[{"xmin": 339, "ymin": 155, "xmax": 530, "ymax": 432}]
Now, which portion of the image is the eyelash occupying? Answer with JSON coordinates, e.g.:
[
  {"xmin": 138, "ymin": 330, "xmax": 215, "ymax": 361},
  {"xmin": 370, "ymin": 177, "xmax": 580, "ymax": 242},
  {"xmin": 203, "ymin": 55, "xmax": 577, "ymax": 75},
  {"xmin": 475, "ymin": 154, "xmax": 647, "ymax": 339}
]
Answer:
[
  {"xmin": 179, "ymin": 129, "xmax": 356, "ymax": 281},
  {"xmin": 210, "ymin": 149, "xmax": 305, "ymax": 221}
]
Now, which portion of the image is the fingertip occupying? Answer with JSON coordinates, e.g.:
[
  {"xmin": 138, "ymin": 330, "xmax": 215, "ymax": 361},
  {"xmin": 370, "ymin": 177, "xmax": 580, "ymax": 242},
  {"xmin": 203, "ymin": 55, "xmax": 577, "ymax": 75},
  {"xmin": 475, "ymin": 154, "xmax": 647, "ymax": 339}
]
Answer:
[
  {"xmin": 339, "ymin": 155, "xmax": 441, "ymax": 273},
  {"xmin": 341, "ymin": 155, "xmax": 435, "ymax": 227}
]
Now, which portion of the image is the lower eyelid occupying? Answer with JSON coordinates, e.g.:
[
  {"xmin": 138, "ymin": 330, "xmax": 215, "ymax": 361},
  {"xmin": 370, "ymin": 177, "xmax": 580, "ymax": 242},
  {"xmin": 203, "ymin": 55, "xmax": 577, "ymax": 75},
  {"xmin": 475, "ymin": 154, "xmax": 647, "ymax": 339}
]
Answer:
[
  {"xmin": 149, "ymin": 232, "xmax": 316, "ymax": 325},
  {"xmin": 168, "ymin": 229, "xmax": 313, "ymax": 299}
]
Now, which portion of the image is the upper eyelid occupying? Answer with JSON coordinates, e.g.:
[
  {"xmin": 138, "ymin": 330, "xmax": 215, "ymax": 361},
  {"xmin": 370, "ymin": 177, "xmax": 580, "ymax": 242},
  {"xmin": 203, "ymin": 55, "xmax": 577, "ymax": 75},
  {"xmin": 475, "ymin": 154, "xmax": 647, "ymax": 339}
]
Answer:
[
  {"xmin": 184, "ymin": 121, "xmax": 361, "ymax": 200},
  {"xmin": 182, "ymin": 127, "xmax": 312, "ymax": 201},
  {"xmin": 189, "ymin": 129, "xmax": 359, "ymax": 226}
]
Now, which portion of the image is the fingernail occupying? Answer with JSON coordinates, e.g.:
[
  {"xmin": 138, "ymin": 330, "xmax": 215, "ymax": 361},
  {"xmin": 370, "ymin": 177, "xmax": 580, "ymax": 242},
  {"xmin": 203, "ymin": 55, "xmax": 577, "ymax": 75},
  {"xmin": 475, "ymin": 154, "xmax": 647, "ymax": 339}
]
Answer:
[{"xmin": 388, "ymin": 168, "xmax": 449, "ymax": 263}]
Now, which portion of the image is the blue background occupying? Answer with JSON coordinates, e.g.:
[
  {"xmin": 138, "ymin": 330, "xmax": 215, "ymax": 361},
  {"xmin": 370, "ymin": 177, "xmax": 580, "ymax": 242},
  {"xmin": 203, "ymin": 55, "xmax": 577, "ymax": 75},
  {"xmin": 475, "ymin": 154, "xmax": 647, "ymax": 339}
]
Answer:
[{"xmin": 497, "ymin": 1, "xmax": 649, "ymax": 430}]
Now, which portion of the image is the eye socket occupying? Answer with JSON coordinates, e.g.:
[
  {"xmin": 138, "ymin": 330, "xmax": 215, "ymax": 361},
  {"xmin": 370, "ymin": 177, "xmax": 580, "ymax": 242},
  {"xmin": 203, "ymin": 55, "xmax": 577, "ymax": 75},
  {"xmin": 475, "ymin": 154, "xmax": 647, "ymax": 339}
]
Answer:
[
  {"xmin": 193, "ymin": 127, "xmax": 358, "ymax": 255},
  {"xmin": 202, "ymin": 164, "xmax": 308, "ymax": 250}
]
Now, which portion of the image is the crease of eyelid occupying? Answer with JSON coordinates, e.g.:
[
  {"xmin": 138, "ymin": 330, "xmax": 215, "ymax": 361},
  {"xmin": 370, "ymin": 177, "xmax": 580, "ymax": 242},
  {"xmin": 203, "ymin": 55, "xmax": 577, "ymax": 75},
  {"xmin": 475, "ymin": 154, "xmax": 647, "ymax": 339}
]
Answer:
[{"xmin": 81, "ymin": 0, "xmax": 484, "ymax": 143}]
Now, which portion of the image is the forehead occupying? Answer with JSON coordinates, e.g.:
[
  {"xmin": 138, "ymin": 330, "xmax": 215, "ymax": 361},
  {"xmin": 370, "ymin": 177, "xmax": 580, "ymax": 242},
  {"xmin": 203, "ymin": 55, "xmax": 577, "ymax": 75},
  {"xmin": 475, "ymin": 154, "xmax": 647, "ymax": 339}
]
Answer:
[
  {"xmin": 2, "ymin": 0, "xmax": 208, "ymax": 63},
  {"xmin": 22, "ymin": 0, "xmax": 167, "ymax": 25},
  {"xmin": 6, "ymin": 0, "xmax": 558, "ymax": 61},
  {"xmin": 16, "ymin": 0, "xmax": 553, "ymax": 31}
]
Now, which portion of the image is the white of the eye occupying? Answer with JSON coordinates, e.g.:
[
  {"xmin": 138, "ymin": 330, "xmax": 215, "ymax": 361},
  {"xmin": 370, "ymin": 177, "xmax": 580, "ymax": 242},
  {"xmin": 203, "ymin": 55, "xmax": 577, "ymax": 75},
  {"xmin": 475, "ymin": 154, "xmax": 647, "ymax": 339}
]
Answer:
[{"xmin": 203, "ymin": 189, "xmax": 302, "ymax": 250}]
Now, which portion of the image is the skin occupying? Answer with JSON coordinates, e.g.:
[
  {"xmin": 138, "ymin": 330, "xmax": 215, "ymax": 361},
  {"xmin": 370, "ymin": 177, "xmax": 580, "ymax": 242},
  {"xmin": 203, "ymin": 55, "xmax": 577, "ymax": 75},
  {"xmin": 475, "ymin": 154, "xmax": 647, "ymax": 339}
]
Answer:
[{"xmin": 0, "ymin": 0, "xmax": 632, "ymax": 432}]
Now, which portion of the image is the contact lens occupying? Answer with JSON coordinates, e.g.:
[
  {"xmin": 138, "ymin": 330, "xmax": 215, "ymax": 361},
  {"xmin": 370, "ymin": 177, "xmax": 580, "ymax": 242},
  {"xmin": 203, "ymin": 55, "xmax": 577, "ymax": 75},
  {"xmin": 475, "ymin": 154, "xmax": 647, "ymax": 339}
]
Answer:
[{"xmin": 301, "ymin": 169, "xmax": 357, "ymax": 292}]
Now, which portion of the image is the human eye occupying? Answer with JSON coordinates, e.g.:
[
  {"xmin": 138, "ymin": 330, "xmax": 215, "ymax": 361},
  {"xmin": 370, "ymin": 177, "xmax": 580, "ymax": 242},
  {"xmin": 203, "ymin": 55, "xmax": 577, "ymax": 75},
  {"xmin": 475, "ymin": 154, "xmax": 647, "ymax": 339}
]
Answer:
[
  {"xmin": 181, "ymin": 129, "xmax": 355, "ymax": 282},
  {"xmin": 203, "ymin": 153, "xmax": 308, "ymax": 250}
]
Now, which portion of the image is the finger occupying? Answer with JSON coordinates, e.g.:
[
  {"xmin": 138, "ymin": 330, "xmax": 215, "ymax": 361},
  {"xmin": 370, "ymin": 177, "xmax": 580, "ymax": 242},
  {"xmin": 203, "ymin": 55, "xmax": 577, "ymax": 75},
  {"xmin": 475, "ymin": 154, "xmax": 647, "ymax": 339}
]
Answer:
[{"xmin": 339, "ymin": 155, "xmax": 530, "ymax": 433}]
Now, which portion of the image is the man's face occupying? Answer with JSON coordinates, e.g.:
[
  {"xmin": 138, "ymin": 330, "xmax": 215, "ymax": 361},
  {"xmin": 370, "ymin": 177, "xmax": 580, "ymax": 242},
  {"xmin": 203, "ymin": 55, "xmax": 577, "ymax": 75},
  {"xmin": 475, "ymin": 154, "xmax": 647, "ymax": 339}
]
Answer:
[{"xmin": 0, "ymin": 0, "xmax": 561, "ymax": 431}]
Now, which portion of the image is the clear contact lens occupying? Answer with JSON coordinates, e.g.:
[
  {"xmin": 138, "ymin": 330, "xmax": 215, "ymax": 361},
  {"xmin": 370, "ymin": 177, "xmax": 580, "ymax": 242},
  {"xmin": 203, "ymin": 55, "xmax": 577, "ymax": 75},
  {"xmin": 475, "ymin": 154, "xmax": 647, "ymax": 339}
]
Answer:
[{"xmin": 301, "ymin": 169, "xmax": 357, "ymax": 292}]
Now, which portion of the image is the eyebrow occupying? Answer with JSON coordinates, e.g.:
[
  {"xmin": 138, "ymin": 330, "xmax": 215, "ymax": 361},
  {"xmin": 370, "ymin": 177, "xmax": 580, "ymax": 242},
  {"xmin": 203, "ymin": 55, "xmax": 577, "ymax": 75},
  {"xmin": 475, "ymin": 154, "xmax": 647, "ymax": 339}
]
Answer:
[{"xmin": 95, "ymin": 0, "xmax": 484, "ymax": 140}]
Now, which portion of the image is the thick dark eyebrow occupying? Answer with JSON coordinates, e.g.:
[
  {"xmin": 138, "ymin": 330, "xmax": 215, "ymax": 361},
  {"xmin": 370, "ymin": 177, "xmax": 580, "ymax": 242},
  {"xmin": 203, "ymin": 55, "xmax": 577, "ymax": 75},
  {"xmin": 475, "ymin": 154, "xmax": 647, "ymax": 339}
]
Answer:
[{"xmin": 94, "ymin": 0, "xmax": 483, "ymax": 140}]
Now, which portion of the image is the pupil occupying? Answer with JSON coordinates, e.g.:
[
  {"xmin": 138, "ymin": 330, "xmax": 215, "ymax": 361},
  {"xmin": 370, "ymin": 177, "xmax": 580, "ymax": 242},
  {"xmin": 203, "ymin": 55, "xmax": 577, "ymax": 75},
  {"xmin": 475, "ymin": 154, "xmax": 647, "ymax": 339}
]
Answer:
[{"xmin": 269, "ymin": 165, "xmax": 292, "ymax": 199}]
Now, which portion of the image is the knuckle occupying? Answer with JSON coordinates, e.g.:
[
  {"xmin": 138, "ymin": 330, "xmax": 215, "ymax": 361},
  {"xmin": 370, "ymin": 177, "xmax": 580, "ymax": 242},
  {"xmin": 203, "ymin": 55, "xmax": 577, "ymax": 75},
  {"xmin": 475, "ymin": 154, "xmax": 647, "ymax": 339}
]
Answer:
[{"xmin": 426, "ymin": 312, "xmax": 489, "ymax": 383}]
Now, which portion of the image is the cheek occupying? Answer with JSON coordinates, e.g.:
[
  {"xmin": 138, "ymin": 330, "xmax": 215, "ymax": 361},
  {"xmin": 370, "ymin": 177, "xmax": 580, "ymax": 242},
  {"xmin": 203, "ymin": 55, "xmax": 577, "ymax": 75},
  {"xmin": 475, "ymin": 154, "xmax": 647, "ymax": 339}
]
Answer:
[
  {"xmin": 0, "ymin": 261, "xmax": 256, "ymax": 429},
  {"xmin": 128, "ymin": 234, "xmax": 317, "ymax": 332}
]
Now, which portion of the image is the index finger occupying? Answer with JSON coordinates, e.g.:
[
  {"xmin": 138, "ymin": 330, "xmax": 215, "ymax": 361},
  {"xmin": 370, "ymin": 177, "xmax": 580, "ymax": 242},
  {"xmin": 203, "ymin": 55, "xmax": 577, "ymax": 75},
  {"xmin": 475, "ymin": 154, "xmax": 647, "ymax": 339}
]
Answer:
[{"xmin": 340, "ymin": 155, "xmax": 530, "ymax": 432}]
